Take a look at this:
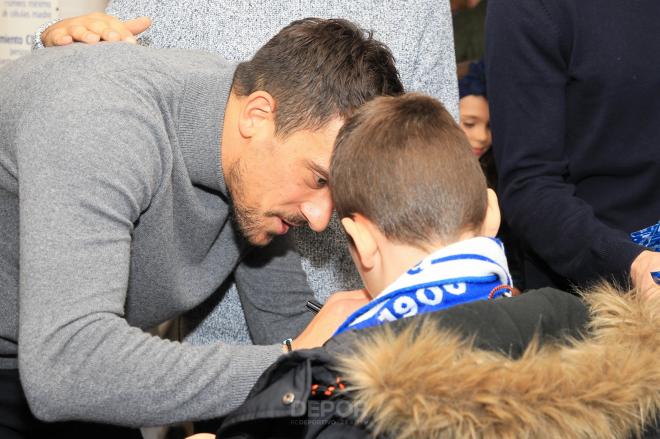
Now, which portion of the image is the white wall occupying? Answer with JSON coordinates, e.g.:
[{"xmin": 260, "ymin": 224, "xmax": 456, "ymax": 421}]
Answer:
[
  {"xmin": 0, "ymin": 0, "xmax": 108, "ymax": 66},
  {"xmin": 58, "ymin": 0, "xmax": 108, "ymax": 20}
]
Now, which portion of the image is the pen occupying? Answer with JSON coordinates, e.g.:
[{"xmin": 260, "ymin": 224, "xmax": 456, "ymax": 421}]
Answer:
[{"xmin": 306, "ymin": 299, "xmax": 324, "ymax": 314}]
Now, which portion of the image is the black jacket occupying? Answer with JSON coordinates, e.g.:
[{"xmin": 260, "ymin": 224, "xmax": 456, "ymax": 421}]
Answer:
[{"xmin": 215, "ymin": 286, "xmax": 660, "ymax": 438}]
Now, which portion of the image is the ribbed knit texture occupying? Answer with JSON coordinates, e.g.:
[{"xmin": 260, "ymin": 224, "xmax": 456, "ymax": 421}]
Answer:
[
  {"xmin": 105, "ymin": 0, "xmax": 459, "ymax": 345},
  {"xmin": 0, "ymin": 43, "xmax": 289, "ymax": 425}
]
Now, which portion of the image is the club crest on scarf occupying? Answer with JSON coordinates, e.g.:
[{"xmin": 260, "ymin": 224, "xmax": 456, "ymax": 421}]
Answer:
[{"xmin": 334, "ymin": 237, "xmax": 513, "ymax": 336}]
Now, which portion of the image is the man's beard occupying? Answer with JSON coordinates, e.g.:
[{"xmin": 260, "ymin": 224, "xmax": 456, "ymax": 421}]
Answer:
[
  {"xmin": 227, "ymin": 159, "xmax": 309, "ymax": 246},
  {"xmin": 226, "ymin": 159, "xmax": 273, "ymax": 246}
]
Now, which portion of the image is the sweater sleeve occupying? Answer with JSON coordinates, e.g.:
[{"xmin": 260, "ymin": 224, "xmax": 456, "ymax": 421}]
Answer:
[
  {"xmin": 485, "ymin": 0, "xmax": 644, "ymax": 287},
  {"xmin": 15, "ymin": 82, "xmax": 280, "ymax": 426},
  {"xmin": 234, "ymin": 235, "xmax": 314, "ymax": 344}
]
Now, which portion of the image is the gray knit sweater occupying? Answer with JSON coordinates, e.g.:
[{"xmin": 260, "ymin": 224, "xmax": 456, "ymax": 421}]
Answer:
[
  {"xmin": 105, "ymin": 0, "xmax": 459, "ymax": 345},
  {"xmin": 0, "ymin": 42, "xmax": 313, "ymax": 425}
]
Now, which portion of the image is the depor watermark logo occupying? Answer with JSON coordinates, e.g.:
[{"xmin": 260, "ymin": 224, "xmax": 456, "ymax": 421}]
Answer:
[{"xmin": 288, "ymin": 399, "xmax": 364, "ymax": 426}]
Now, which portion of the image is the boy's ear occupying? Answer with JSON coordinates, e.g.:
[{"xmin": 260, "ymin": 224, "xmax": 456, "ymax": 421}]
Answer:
[
  {"xmin": 341, "ymin": 215, "xmax": 379, "ymax": 270},
  {"xmin": 481, "ymin": 188, "xmax": 501, "ymax": 237},
  {"xmin": 237, "ymin": 91, "xmax": 276, "ymax": 139}
]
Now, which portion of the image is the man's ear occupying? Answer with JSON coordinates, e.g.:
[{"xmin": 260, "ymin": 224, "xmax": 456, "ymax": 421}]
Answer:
[
  {"xmin": 237, "ymin": 91, "xmax": 276, "ymax": 139},
  {"xmin": 481, "ymin": 188, "xmax": 501, "ymax": 237},
  {"xmin": 341, "ymin": 215, "xmax": 379, "ymax": 270}
]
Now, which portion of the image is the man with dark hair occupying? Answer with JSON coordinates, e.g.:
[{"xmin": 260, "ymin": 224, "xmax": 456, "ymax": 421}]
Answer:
[
  {"xmin": 0, "ymin": 18, "xmax": 403, "ymax": 437},
  {"xmin": 33, "ymin": 1, "xmax": 459, "ymax": 348}
]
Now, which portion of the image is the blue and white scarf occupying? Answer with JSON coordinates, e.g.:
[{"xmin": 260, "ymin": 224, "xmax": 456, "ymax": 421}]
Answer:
[{"xmin": 334, "ymin": 237, "xmax": 513, "ymax": 336}]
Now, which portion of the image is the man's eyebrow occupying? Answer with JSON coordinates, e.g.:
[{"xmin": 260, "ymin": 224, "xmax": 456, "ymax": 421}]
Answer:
[{"xmin": 307, "ymin": 160, "xmax": 330, "ymax": 180}]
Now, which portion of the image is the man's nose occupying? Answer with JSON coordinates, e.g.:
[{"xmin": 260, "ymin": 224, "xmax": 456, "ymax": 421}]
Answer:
[{"xmin": 300, "ymin": 192, "xmax": 333, "ymax": 232}]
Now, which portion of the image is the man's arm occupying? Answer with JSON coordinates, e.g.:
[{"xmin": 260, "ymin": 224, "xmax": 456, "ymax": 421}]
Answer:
[
  {"xmin": 15, "ymin": 79, "xmax": 282, "ymax": 426},
  {"xmin": 234, "ymin": 234, "xmax": 374, "ymax": 345},
  {"xmin": 485, "ymin": 0, "xmax": 645, "ymax": 287},
  {"xmin": 233, "ymin": 235, "xmax": 315, "ymax": 344}
]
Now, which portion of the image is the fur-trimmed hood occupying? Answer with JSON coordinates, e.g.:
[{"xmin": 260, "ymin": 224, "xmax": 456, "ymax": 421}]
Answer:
[{"xmin": 336, "ymin": 285, "xmax": 660, "ymax": 438}]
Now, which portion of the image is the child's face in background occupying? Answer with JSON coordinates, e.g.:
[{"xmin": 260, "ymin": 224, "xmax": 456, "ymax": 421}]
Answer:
[
  {"xmin": 459, "ymin": 95, "xmax": 492, "ymax": 158},
  {"xmin": 451, "ymin": 0, "xmax": 482, "ymax": 12}
]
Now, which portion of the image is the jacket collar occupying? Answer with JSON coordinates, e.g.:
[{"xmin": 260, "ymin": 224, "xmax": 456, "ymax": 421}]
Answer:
[{"xmin": 336, "ymin": 284, "xmax": 660, "ymax": 438}]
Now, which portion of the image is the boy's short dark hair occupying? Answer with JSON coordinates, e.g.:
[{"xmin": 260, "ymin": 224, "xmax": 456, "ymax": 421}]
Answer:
[
  {"xmin": 232, "ymin": 18, "xmax": 404, "ymax": 137},
  {"xmin": 331, "ymin": 93, "xmax": 488, "ymax": 248}
]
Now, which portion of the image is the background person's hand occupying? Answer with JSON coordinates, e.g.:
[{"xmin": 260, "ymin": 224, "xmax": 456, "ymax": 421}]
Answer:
[
  {"xmin": 41, "ymin": 13, "xmax": 151, "ymax": 47},
  {"xmin": 630, "ymin": 250, "xmax": 660, "ymax": 299},
  {"xmin": 291, "ymin": 289, "xmax": 370, "ymax": 350}
]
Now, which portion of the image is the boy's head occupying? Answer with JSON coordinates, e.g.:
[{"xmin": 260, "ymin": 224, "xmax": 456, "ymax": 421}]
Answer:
[
  {"xmin": 223, "ymin": 18, "xmax": 404, "ymax": 246},
  {"xmin": 331, "ymin": 93, "xmax": 500, "ymax": 295}
]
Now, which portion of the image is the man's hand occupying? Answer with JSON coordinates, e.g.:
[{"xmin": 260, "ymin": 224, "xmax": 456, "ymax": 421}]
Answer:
[
  {"xmin": 41, "ymin": 12, "xmax": 151, "ymax": 47},
  {"xmin": 631, "ymin": 250, "xmax": 660, "ymax": 299},
  {"xmin": 290, "ymin": 289, "xmax": 371, "ymax": 351}
]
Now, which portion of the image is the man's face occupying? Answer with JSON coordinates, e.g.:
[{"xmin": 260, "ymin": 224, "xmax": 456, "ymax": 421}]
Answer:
[{"xmin": 227, "ymin": 117, "xmax": 343, "ymax": 246}]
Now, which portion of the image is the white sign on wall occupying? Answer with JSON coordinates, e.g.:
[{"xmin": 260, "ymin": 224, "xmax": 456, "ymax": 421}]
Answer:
[
  {"xmin": 0, "ymin": 0, "xmax": 56, "ymax": 66},
  {"xmin": 0, "ymin": 0, "xmax": 108, "ymax": 67}
]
